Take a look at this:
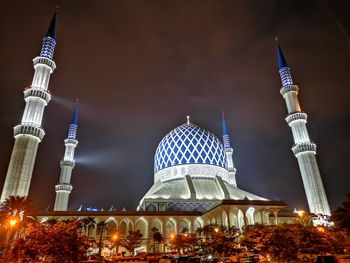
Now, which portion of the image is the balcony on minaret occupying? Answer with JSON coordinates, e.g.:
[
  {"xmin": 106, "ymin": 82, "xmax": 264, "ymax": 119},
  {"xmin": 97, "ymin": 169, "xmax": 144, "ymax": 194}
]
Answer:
[
  {"xmin": 13, "ymin": 123, "xmax": 45, "ymax": 141},
  {"xmin": 60, "ymin": 160, "xmax": 75, "ymax": 168},
  {"xmin": 55, "ymin": 183, "xmax": 73, "ymax": 193},
  {"xmin": 285, "ymin": 112, "xmax": 307, "ymax": 126},
  {"xmin": 292, "ymin": 142, "xmax": 317, "ymax": 156},
  {"xmin": 23, "ymin": 86, "xmax": 51, "ymax": 104},
  {"xmin": 33, "ymin": 57, "xmax": 56, "ymax": 73},
  {"xmin": 280, "ymin": 84, "xmax": 299, "ymax": 96}
]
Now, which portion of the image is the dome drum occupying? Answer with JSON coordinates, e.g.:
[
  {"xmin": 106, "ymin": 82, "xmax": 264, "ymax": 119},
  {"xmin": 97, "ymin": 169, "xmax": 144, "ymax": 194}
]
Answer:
[{"xmin": 154, "ymin": 163, "xmax": 229, "ymax": 183}]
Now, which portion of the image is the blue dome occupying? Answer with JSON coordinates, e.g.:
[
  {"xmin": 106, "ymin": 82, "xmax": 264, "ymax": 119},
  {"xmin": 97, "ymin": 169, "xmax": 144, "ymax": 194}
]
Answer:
[{"xmin": 154, "ymin": 123, "xmax": 227, "ymax": 173}]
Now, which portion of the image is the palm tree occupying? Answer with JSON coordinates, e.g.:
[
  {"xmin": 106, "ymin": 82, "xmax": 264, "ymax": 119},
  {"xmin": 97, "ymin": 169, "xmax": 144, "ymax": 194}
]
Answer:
[
  {"xmin": 0, "ymin": 195, "xmax": 34, "ymax": 221},
  {"xmin": 151, "ymin": 227, "xmax": 163, "ymax": 253},
  {"xmin": 81, "ymin": 217, "xmax": 96, "ymax": 240},
  {"xmin": 120, "ymin": 230, "xmax": 143, "ymax": 256},
  {"xmin": 0, "ymin": 195, "xmax": 36, "ymax": 244},
  {"xmin": 97, "ymin": 221, "xmax": 108, "ymax": 256}
]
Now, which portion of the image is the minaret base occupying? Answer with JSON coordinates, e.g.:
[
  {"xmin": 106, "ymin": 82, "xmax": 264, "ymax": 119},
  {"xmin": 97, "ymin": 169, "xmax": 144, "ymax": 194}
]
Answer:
[
  {"xmin": 296, "ymin": 152, "xmax": 331, "ymax": 216},
  {"xmin": 1, "ymin": 135, "xmax": 40, "ymax": 201}
]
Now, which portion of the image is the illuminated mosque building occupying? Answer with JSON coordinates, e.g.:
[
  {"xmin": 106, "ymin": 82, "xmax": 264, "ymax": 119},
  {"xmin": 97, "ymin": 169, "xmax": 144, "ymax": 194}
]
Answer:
[
  {"xmin": 0, "ymin": 11, "xmax": 332, "ymax": 241},
  {"xmin": 138, "ymin": 114, "xmax": 267, "ymax": 212}
]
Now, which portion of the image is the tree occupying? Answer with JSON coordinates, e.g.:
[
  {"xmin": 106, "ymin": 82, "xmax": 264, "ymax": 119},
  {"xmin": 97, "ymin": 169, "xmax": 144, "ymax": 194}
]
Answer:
[
  {"xmin": 194, "ymin": 225, "xmax": 239, "ymax": 256},
  {"xmin": 169, "ymin": 234, "xmax": 189, "ymax": 254},
  {"xmin": 120, "ymin": 230, "xmax": 143, "ymax": 256},
  {"xmin": 151, "ymin": 227, "xmax": 163, "ymax": 253},
  {"xmin": 242, "ymin": 224, "xmax": 345, "ymax": 262},
  {"xmin": 97, "ymin": 221, "xmax": 108, "ymax": 256},
  {"xmin": 0, "ymin": 195, "xmax": 36, "ymax": 224},
  {"xmin": 8, "ymin": 220, "xmax": 89, "ymax": 262},
  {"xmin": 81, "ymin": 216, "xmax": 96, "ymax": 240},
  {"xmin": 267, "ymin": 225, "xmax": 298, "ymax": 262},
  {"xmin": 0, "ymin": 196, "xmax": 37, "ymax": 245},
  {"xmin": 332, "ymin": 193, "xmax": 350, "ymax": 236},
  {"xmin": 242, "ymin": 224, "xmax": 271, "ymax": 252}
]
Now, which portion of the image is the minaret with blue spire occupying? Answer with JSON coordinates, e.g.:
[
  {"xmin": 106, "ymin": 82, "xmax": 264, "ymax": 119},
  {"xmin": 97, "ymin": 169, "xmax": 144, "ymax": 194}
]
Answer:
[
  {"xmin": 1, "ymin": 13, "xmax": 58, "ymax": 201},
  {"xmin": 221, "ymin": 112, "xmax": 237, "ymax": 187},
  {"xmin": 277, "ymin": 40, "xmax": 331, "ymax": 217},
  {"xmin": 54, "ymin": 101, "xmax": 79, "ymax": 211}
]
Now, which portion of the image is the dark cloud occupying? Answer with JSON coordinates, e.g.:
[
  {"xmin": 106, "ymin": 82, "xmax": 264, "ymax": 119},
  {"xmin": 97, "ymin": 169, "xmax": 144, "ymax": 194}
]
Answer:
[{"xmin": 0, "ymin": 0, "xmax": 349, "ymax": 211}]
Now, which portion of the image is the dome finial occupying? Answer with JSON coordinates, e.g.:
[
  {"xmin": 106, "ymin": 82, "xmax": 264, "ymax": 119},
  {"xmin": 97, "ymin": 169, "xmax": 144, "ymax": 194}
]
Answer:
[{"xmin": 186, "ymin": 115, "xmax": 190, "ymax": 124}]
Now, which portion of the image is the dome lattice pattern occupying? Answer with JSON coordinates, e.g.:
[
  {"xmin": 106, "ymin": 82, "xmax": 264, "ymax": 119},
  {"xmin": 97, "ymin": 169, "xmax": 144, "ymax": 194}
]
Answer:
[{"xmin": 154, "ymin": 123, "xmax": 226, "ymax": 172}]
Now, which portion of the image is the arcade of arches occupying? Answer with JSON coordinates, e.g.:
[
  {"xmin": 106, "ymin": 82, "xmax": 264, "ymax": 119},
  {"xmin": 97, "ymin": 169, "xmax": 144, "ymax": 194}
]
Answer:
[{"xmin": 38, "ymin": 200, "xmax": 292, "ymax": 253}]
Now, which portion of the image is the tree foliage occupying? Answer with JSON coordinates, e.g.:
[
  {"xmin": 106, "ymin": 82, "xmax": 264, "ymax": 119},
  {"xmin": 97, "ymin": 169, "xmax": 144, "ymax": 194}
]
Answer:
[
  {"xmin": 120, "ymin": 230, "xmax": 143, "ymax": 256},
  {"xmin": 0, "ymin": 196, "xmax": 34, "ymax": 218},
  {"xmin": 242, "ymin": 224, "xmax": 345, "ymax": 262},
  {"xmin": 170, "ymin": 225, "xmax": 240, "ymax": 256},
  {"xmin": 332, "ymin": 193, "xmax": 350, "ymax": 236},
  {"xmin": 81, "ymin": 216, "xmax": 97, "ymax": 240},
  {"xmin": 151, "ymin": 227, "xmax": 163, "ymax": 253},
  {"xmin": 8, "ymin": 220, "xmax": 89, "ymax": 262}
]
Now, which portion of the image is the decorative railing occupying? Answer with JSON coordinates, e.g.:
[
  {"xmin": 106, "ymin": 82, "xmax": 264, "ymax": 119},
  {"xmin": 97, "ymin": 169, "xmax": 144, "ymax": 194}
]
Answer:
[
  {"xmin": 13, "ymin": 123, "xmax": 45, "ymax": 140},
  {"xmin": 60, "ymin": 160, "xmax": 75, "ymax": 167},
  {"xmin": 280, "ymin": 84, "xmax": 299, "ymax": 96},
  {"xmin": 33, "ymin": 56, "xmax": 56, "ymax": 71},
  {"xmin": 23, "ymin": 87, "xmax": 51, "ymax": 103},
  {"xmin": 285, "ymin": 112, "xmax": 307, "ymax": 125},
  {"xmin": 292, "ymin": 142, "xmax": 317, "ymax": 155},
  {"xmin": 55, "ymin": 184, "xmax": 73, "ymax": 192}
]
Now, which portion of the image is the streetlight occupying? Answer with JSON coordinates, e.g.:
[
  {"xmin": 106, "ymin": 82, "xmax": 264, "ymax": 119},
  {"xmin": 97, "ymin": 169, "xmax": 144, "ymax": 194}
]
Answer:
[
  {"xmin": 214, "ymin": 227, "xmax": 219, "ymax": 233},
  {"xmin": 112, "ymin": 232, "xmax": 120, "ymax": 255},
  {"xmin": 294, "ymin": 209, "xmax": 306, "ymax": 225},
  {"xmin": 8, "ymin": 218, "xmax": 18, "ymax": 227},
  {"xmin": 317, "ymin": 227, "xmax": 325, "ymax": 233},
  {"xmin": 5, "ymin": 216, "xmax": 18, "ymax": 246},
  {"xmin": 297, "ymin": 210, "xmax": 305, "ymax": 217}
]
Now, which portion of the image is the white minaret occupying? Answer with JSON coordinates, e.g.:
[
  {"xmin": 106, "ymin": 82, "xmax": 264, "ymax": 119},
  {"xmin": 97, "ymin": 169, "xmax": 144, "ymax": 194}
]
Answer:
[
  {"xmin": 54, "ymin": 102, "xmax": 79, "ymax": 211},
  {"xmin": 1, "ymin": 13, "xmax": 57, "ymax": 201},
  {"xmin": 221, "ymin": 112, "xmax": 237, "ymax": 187},
  {"xmin": 277, "ymin": 42, "xmax": 331, "ymax": 216}
]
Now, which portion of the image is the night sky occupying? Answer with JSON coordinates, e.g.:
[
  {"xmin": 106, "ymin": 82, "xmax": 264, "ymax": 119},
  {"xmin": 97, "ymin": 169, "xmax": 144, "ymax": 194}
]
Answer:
[{"xmin": 0, "ymin": 1, "xmax": 349, "ymax": 212}]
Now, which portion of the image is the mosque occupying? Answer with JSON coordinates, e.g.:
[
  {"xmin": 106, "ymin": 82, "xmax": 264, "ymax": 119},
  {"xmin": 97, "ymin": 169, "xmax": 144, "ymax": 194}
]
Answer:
[{"xmin": 0, "ymin": 12, "xmax": 332, "ymax": 251}]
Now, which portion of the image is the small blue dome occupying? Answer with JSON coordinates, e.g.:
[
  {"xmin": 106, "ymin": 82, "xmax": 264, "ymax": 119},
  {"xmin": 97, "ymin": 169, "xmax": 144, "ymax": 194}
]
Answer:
[{"xmin": 154, "ymin": 123, "xmax": 227, "ymax": 173}]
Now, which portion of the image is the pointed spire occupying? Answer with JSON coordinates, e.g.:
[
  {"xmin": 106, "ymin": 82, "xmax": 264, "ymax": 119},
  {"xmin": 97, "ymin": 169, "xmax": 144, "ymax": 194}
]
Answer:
[
  {"xmin": 45, "ymin": 12, "xmax": 57, "ymax": 40},
  {"xmin": 71, "ymin": 99, "xmax": 79, "ymax": 126},
  {"xmin": 221, "ymin": 111, "xmax": 228, "ymax": 135},
  {"xmin": 276, "ymin": 37, "xmax": 288, "ymax": 70},
  {"xmin": 221, "ymin": 111, "xmax": 231, "ymax": 149}
]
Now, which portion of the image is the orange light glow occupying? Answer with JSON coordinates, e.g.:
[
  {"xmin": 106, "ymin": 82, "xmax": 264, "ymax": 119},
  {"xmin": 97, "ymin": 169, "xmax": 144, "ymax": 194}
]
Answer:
[
  {"xmin": 297, "ymin": 210, "xmax": 305, "ymax": 217},
  {"xmin": 8, "ymin": 219, "xmax": 18, "ymax": 227},
  {"xmin": 317, "ymin": 227, "xmax": 325, "ymax": 233}
]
